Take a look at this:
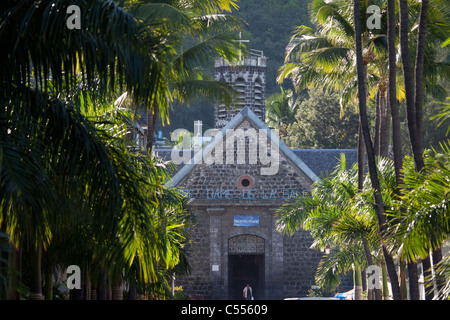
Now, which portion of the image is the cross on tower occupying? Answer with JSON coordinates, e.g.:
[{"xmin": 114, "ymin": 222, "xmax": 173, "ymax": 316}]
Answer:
[
  {"xmin": 233, "ymin": 32, "xmax": 249, "ymax": 64},
  {"xmin": 194, "ymin": 120, "xmax": 202, "ymax": 137}
]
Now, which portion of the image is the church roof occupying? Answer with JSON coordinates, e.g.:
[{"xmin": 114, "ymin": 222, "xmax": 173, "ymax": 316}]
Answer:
[
  {"xmin": 156, "ymin": 107, "xmax": 357, "ymax": 188},
  {"xmin": 292, "ymin": 149, "xmax": 357, "ymax": 179}
]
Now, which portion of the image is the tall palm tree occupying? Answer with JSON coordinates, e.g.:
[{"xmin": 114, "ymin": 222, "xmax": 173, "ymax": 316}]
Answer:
[
  {"xmin": 353, "ymin": 0, "xmax": 402, "ymax": 300},
  {"xmin": 1, "ymin": 0, "xmax": 144, "ymax": 299},
  {"xmin": 431, "ymin": 256, "xmax": 450, "ymax": 300},
  {"xmin": 386, "ymin": 0, "xmax": 421, "ymax": 300},
  {"xmin": 278, "ymin": 0, "xmax": 402, "ymax": 299},
  {"xmin": 277, "ymin": 0, "xmax": 392, "ymax": 195},
  {"xmin": 280, "ymin": 0, "xmax": 448, "ymax": 300},
  {"xmin": 398, "ymin": 0, "xmax": 450, "ymax": 299},
  {"xmin": 279, "ymin": 0, "xmax": 448, "ymax": 156}
]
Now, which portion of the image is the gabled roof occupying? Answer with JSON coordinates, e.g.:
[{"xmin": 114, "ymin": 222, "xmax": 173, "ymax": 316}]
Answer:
[
  {"xmin": 292, "ymin": 149, "xmax": 358, "ymax": 179},
  {"xmin": 165, "ymin": 106, "xmax": 319, "ymax": 188}
]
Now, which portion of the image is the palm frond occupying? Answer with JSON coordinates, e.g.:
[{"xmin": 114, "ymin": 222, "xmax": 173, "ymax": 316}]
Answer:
[
  {"xmin": 0, "ymin": 0, "xmax": 144, "ymax": 101},
  {"xmin": 131, "ymin": 2, "xmax": 191, "ymax": 27},
  {"xmin": 177, "ymin": 79, "xmax": 237, "ymax": 107},
  {"xmin": 174, "ymin": 31, "xmax": 240, "ymax": 71}
]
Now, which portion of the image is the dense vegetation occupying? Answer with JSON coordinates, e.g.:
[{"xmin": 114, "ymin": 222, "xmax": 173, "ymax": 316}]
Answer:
[
  {"xmin": 0, "ymin": 0, "xmax": 241, "ymax": 300},
  {"xmin": 0, "ymin": 0, "xmax": 449, "ymax": 301},
  {"xmin": 276, "ymin": 0, "xmax": 450, "ymax": 300}
]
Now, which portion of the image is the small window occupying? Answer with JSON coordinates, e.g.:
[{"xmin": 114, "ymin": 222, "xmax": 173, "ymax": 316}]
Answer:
[
  {"xmin": 237, "ymin": 175, "xmax": 254, "ymax": 190},
  {"xmin": 241, "ymin": 179, "xmax": 250, "ymax": 187}
]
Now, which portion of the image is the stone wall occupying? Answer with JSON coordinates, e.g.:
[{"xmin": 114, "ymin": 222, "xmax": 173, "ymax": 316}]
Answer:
[
  {"xmin": 176, "ymin": 201, "xmax": 324, "ymax": 300},
  {"xmin": 178, "ymin": 119, "xmax": 312, "ymax": 201},
  {"xmin": 178, "ymin": 206, "xmax": 211, "ymax": 298},
  {"xmin": 283, "ymin": 229, "xmax": 323, "ymax": 298}
]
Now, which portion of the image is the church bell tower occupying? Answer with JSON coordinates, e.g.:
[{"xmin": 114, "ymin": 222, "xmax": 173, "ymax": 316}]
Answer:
[{"xmin": 213, "ymin": 44, "xmax": 267, "ymax": 129}]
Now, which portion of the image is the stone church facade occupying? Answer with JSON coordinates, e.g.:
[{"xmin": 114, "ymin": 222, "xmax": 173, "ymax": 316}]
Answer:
[{"xmin": 156, "ymin": 54, "xmax": 356, "ymax": 300}]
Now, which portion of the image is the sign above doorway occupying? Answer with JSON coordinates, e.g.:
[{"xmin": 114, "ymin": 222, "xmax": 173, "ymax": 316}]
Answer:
[{"xmin": 233, "ymin": 215, "xmax": 260, "ymax": 227}]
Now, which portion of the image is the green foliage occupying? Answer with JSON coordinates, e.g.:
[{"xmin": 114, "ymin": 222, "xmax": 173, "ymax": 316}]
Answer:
[
  {"xmin": 129, "ymin": 0, "xmax": 243, "ymax": 150},
  {"xmin": 278, "ymin": 0, "xmax": 449, "ymax": 155},
  {"xmin": 265, "ymin": 87, "xmax": 300, "ymax": 137},
  {"xmin": 431, "ymin": 97, "xmax": 450, "ymax": 136},
  {"xmin": 1, "ymin": 0, "xmax": 241, "ymax": 298},
  {"xmin": 388, "ymin": 143, "xmax": 450, "ymax": 262},
  {"xmin": 282, "ymin": 87, "xmax": 360, "ymax": 149},
  {"xmin": 173, "ymin": 286, "xmax": 191, "ymax": 300},
  {"xmin": 277, "ymin": 145, "xmax": 450, "ymax": 296},
  {"xmin": 430, "ymin": 256, "xmax": 450, "ymax": 300},
  {"xmin": 276, "ymin": 154, "xmax": 383, "ymax": 291},
  {"xmin": 0, "ymin": 233, "xmax": 10, "ymax": 299}
]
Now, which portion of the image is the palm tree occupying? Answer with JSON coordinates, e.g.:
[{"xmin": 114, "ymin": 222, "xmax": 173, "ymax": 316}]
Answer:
[
  {"xmin": 265, "ymin": 87, "xmax": 300, "ymax": 137},
  {"xmin": 385, "ymin": 0, "xmax": 421, "ymax": 300},
  {"xmin": 431, "ymin": 256, "xmax": 450, "ymax": 300},
  {"xmin": 35, "ymin": 93, "xmax": 192, "ymax": 300},
  {"xmin": 128, "ymin": 0, "xmax": 242, "ymax": 153},
  {"xmin": 279, "ymin": 0, "xmax": 448, "ymax": 157},
  {"xmin": 276, "ymin": 155, "xmax": 403, "ymax": 299},
  {"xmin": 280, "ymin": 0, "xmax": 448, "ymax": 300},
  {"xmin": 397, "ymin": 0, "xmax": 450, "ymax": 299},
  {"xmin": 277, "ymin": 0, "xmax": 392, "ymax": 196},
  {"xmin": 389, "ymin": 144, "xmax": 450, "ymax": 300},
  {"xmin": 276, "ymin": 157, "xmax": 364, "ymax": 298},
  {"xmin": 353, "ymin": 0, "xmax": 402, "ymax": 300},
  {"xmin": 279, "ymin": 0, "xmax": 402, "ymax": 299},
  {"xmin": 1, "ymin": 0, "xmax": 143, "ymax": 298},
  {"xmin": 0, "ymin": 0, "xmax": 202, "ymax": 299}
]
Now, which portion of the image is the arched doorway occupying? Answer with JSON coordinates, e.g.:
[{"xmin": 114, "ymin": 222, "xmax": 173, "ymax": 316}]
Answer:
[{"xmin": 228, "ymin": 235, "xmax": 265, "ymax": 300}]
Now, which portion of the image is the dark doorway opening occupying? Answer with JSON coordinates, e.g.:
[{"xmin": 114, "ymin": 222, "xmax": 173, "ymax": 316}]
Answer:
[{"xmin": 228, "ymin": 254, "xmax": 264, "ymax": 300}]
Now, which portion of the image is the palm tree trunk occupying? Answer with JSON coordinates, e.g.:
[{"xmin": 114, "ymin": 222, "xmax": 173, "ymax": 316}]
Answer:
[
  {"xmin": 97, "ymin": 272, "xmax": 107, "ymax": 300},
  {"xmin": 112, "ymin": 276, "xmax": 123, "ymax": 300},
  {"xmin": 387, "ymin": 0, "xmax": 403, "ymax": 183},
  {"xmin": 128, "ymin": 276, "xmax": 137, "ymax": 300},
  {"xmin": 357, "ymin": 122, "xmax": 365, "ymax": 191},
  {"xmin": 400, "ymin": 0, "xmax": 433, "ymax": 300},
  {"xmin": 30, "ymin": 243, "xmax": 44, "ymax": 300},
  {"xmin": 362, "ymin": 237, "xmax": 381, "ymax": 300},
  {"xmin": 388, "ymin": 0, "xmax": 422, "ymax": 300},
  {"xmin": 44, "ymin": 264, "xmax": 53, "ymax": 300},
  {"xmin": 374, "ymin": 90, "xmax": 381, "ymax": 157},
  {"xmin": 399, "ymin": 260, "xmax": 407, "ymax": 299},
  {"xmin": 107, "ymin": 275, "xmax": 112, "ymax": 300},
  {"xmin": 7, "ymin": 245, "xmax": 22, "ymax": 300},
  {"xmin": 407, "ymin": 261, "xmax": 420, "ymax": 300},
  {"xmin": 85, "ymin": 266, "xmax": 91, "ymax": 300},
  {"xmin": 399, "ymin": 0, "xmax": 425, "ymax": 172},
  {"xmin": 422, "ymin": 254, "xmax": 433, "ymax": 300},
  {"xmin": 146, "ymin": 102, "xmax": 159, "ymax": 153},
  {"xmin": 379, "ymin": 91, "xmax": 390, "ymax": 158},
  {"xmin": 414, "ymin": 0, "xmax": 429, "ymax": 153},
  {"xmin": 432, "ymin": 248, "xmax": 444, "ymax": 298},
  {"xmin": 354, "ymin": 0, "xmax": 401, "ymax": 300},
  {"xmin": 381, "ymin": 259, "xmax": 389, "ymax": 299},
  {"xmin": 354, "ymin": 266, "xmax": 363, "ymax": 300}
]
